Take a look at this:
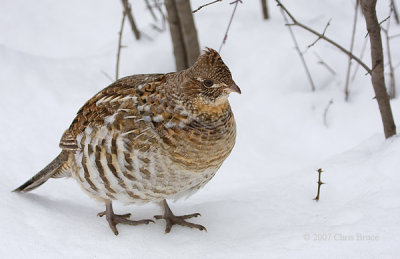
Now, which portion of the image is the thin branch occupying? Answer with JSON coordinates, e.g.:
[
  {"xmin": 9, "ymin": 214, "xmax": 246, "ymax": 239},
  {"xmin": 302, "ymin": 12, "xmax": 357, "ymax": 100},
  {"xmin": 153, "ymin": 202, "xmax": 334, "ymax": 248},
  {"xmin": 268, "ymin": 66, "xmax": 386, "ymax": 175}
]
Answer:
[
  {"xmin": 314, "ymin": 52, "xmax": 336, "ymax": 75},
  {"xmin": 323, "ymin": 99, "xmax": 334, "ymax": 127},
  {"xmin": 389, "ymin": 33, "xmax": 400, "ymax": 39},
  {"xmin": 151, "ymin": 0, "xmax": 167, "ymax": 32},
  {"xmin": 139, "ymin": 30, "xmax": 153, "ymax": 41},
  {"xmin": 363, "ymin": 15, "xmax": 392, "ymax": 39},
  {"xmin": 154, "ymin": 0, "xmax": 166, "ymax": 18},
  {"xmin": 151, "ymin": 24, "xmax": 165, "ymax": 32},
  {"xmin": 219, "ymin": 0, "xmax": 242, "ymax": 52},
  {"xmin": 378, "ymin": 15, "xmax": 391, "ymax": 26},
  {"xmin": 307, "ymin": 19, "xmax": 331, "ymax": 49},
  {"xmin": 351, "ymin": 36, "xmax": 368, "ymax": 82},
  {"xmin": 276, "ymin": 0, "xmax": 372, "ymax": 74},
  {"xmin": 391, "ymin": 0, "xmax": 400, "ymax": 24},
  {"xmin": 147, "ymin": 0, "xmax": 165, "ymax": 9},
  {"xmin": 345, "ymin": 0, "xmax": 360, "ymax": 102},
  {"xmin": 144, "ymin": 0, "xmax": 158, "ymax": 21},
  {"xmin": 382, "ymin": 12, "xmax": 396, "ymax": 98},
  {"xmin": 314, "ymin": 168, "xmax": 325, "ymax": 202},
  {"xmin": 116, "ymin": 11, "xmax": 127, "ymax": 80},
  {"xmin": 280, "ymin": 9, "xmax": 316, "ymax": 91},
  {"xmin": 121, "ymin": 0, "xmax": 141, "ymax": 40},
  {"xmin": 101, "ymin": 70, "xmax": 114, "ymax": 82},
  {"xmin": 193, "ymin": 0, "xmax": 223, "ymax": 13}
]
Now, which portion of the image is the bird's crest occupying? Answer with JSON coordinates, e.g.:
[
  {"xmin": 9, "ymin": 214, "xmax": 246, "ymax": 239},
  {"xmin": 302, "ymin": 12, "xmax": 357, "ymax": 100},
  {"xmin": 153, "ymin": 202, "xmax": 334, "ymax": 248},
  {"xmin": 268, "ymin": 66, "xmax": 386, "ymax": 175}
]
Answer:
[{"xmin": 204, "ymin": 47, "xmax": 222, "ymax": 65}]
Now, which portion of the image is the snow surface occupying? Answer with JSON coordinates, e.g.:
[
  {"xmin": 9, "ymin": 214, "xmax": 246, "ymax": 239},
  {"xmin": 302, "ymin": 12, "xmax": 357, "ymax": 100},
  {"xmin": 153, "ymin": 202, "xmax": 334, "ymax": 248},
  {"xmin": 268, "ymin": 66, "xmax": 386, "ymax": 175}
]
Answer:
[{"xmin": 1, "ymin": 0, "xmax": 400, "ymax": 258}]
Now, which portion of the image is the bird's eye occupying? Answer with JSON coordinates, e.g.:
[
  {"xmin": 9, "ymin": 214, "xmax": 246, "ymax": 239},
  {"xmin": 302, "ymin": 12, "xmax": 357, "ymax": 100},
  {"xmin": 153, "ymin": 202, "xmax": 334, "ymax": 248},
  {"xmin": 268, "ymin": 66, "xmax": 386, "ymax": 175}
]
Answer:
[{"xmin": 203, "ymin": 79, "xmax": 213, "ymax": 88}]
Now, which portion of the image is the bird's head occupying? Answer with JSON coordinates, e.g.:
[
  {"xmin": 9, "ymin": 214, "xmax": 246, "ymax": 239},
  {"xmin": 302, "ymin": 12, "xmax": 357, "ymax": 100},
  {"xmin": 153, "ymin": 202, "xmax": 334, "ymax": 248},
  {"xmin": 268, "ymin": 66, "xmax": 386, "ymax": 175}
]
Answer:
[{"xmin": 182, "ymin": 48, "xmax": 240, "ymax": 110}]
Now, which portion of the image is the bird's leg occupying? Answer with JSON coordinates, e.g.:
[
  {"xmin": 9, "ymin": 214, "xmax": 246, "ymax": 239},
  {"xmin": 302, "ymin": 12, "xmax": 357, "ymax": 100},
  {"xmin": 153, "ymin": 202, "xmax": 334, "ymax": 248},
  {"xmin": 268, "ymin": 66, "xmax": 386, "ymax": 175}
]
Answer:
[
  {"xmin": 154, "ymin": 199, "xmax": 206, "ymax": 233},
  {"xmin": 97, "ymin": 200, "xmax": 154, "ymax": 235}
]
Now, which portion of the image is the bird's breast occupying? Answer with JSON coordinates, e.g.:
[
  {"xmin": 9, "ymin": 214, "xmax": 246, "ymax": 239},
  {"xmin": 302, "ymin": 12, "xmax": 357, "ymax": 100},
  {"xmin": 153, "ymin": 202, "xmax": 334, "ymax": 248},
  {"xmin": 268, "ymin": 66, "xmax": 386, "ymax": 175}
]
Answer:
[{"xmin": 159, "ymin": 111, "xmax": 237, "ymax": 172}]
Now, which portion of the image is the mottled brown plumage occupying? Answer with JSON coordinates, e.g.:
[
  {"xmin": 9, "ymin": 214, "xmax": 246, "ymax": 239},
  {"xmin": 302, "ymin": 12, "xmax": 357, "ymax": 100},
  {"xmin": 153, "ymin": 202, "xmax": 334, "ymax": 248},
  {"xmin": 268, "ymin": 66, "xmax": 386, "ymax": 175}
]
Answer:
[{"xmin": 14, "ymin": 48, "xmax": 240, "ymax": 235}]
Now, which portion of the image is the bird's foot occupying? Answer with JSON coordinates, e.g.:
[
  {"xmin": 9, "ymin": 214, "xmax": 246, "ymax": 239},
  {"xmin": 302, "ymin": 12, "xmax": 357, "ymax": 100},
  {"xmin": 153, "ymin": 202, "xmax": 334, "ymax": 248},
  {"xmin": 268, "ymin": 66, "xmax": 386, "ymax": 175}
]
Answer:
[
  {"xmin": 98, "ymin": 201, "xmax": 154, "ymax": 235},
  {"xmin": 154, "ymin": 200, "xmax": 207, "ymax": 233}
]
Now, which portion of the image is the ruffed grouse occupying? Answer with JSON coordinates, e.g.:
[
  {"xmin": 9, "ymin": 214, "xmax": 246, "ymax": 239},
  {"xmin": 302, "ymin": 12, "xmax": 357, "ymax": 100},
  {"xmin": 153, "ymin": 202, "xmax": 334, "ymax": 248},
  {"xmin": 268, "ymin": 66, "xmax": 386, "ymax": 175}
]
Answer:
[{"xmin": 14, "ymin": 48, "xmax": 241, "ymax": 235}]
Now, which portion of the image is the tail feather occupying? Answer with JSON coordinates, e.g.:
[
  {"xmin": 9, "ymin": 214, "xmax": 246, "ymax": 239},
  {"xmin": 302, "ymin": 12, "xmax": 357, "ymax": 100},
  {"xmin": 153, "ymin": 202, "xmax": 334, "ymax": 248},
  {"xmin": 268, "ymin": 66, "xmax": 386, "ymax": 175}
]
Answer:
[{"xmin": 13, "ymin": 151, "xmax": 70, "ymax": 193}]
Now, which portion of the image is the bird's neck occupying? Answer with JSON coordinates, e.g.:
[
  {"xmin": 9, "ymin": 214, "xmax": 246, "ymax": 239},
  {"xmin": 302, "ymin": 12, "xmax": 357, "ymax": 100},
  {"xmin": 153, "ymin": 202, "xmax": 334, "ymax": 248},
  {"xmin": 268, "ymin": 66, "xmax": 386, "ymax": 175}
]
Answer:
[
  {"xmin": 190, "ymin": 98, "xmax": 231, "ymax": 125},
  {"xmin": 178, "ymin": 71, "xmax": 232, "ymax": 118}
]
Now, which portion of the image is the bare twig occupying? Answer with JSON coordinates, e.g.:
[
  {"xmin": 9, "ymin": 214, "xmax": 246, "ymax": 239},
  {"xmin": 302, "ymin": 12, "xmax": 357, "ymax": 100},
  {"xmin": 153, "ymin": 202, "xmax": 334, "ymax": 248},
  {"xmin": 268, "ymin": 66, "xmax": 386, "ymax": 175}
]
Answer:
[
  {"xmin": 280, "ymin": 9, "xmax": 316, "ymax": 91},
  {"xmin": 382, "ymin": 13, "xmax": 396, "ymax": 98},
  {"xmin": 391, "ymin": 0, "xmax": 400, "ymax": 24},
  {"xmin": 314, "ymin": 168, "xmax": 325, "ymax": 202},
  {"xmin": 147, "ymin": 0, "xmax": 164, "ymax": 9},
  {"xmin": 390, "ymin": 33, "xmax": 400, "ymax": 39},
  {"xmin": 121, "ymin": 0, "xmax": 141, "ymax": 40},
  {"xmin": 276, "ymin": 0, "xmax": 372, "ymax": 74},
  {"xmin": 362, "ymin": 15, "xmax": 390, "ymax": 39},
  {"xmin": 101, "ymin": 70, "xmax": 114, "ymax": 82},
  {"xmin": 144, "ymin": 0, "xmax": 158, "ymax": 21},
  {"xmin": 219, "ymin": 0, "xmax": 242, "ymax": 52},
  {"xmin": 307, "ymin": 19, "xmax": 331, "ymax": 49},
  {"xmin": 345, "ymin": 0, "xmax": 360, "ymax": 102},
  {"xmin": 116, "ymin": 11, "xmax": 127, "ymax": 80},
  {"xmin": 323, "ymin": 99, "xmax": 334, "ymax": 127},
  {"xmin": 378, "ymin": 15, "xmax": 391, "ymax": 26},
  {"xmin": 363, "ymin": 15, "xmax": 391, "ymax": 39},
  {"xmin": 151, "ymin": 24, "xmax": 165, "ymax": 32},
  {"xmin": 139, "ymin": 30, "xmax": 153, "ymax": 41},
  {"xmin": 351, "ymin": 36, "xmax": 368, "ymax": 82},
  {"xmin": 151, "ymin": 0, "xmax": 167, "ymax": 32},
  {"xmin": 155, "ymin": 0, "xmax": 166, "ymax": 19},
  {"xmin": 193, "ymin": 0, "xmax": 223, "ymax": 13},
  {"xmin": 314, "ymin": 52, "xmax": 336, "ymax": 75}
]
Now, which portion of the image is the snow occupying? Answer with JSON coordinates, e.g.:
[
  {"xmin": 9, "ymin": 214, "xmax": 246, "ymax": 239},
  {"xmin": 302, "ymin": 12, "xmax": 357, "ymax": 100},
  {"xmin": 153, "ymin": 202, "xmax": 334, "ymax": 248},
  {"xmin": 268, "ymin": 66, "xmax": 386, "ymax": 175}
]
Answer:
[{"xmin": 1, "ymin": 0, "xmax": 400, "ymax": 258}]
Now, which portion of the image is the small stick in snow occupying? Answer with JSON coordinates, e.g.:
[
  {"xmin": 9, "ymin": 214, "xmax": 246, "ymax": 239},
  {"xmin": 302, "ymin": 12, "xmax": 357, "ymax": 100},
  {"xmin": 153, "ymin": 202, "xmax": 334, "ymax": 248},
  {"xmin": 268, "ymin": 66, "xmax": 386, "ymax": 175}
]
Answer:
[{"xmin": 314, "ymin": 168, "xmax": 325, "ymax": 202}]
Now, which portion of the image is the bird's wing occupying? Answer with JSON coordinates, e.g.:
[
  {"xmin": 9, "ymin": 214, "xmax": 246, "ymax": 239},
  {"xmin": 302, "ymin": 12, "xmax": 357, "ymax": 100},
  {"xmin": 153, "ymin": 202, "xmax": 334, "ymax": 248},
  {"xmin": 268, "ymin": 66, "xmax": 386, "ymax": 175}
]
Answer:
[{"xmin": 59, "ymin": 74, "xmax": 166, "ymax": 151}]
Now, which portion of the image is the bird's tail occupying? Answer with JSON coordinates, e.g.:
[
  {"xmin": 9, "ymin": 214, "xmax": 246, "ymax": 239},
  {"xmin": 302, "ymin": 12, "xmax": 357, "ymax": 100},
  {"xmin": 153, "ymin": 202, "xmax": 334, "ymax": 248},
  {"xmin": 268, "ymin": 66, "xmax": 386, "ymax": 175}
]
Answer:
[{"xmin": 13, "ymin": 151, "xmax": 72, "ymax": 193}]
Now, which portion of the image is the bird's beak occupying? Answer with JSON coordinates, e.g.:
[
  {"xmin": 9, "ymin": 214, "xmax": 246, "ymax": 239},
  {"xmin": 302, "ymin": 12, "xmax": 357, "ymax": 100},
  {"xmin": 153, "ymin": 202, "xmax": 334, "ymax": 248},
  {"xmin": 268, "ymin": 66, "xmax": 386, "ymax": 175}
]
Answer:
[{"xmin": 226, "ymin": 82, "xmax": 241, "ymax": 94}]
